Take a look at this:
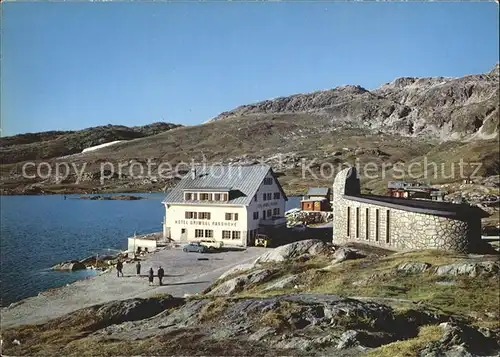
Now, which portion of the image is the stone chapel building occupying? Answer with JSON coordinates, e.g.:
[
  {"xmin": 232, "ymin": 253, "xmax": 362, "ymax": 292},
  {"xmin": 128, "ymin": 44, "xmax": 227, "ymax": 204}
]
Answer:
[{"xmin": 332, "ymin": 167, "xmax": 488, "ymax": 252}]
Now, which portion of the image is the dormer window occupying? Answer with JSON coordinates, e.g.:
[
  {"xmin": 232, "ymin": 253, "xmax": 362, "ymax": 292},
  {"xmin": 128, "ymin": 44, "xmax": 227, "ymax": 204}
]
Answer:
[{"xmin": 182, "ymin": 188, "xmax": 231, "ymax": 202}]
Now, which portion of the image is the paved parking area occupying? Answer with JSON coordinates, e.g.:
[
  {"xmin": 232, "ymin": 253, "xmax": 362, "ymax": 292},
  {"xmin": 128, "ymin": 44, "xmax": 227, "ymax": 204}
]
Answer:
[{"xmin": 1, "ymin": 246, "xmax": 267, "ymax": 328}]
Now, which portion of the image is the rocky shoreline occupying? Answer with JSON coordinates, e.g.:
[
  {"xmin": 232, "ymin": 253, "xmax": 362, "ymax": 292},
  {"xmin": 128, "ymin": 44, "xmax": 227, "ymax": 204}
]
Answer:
[{"xmin": 74, "ymin": 194, "xmax": 145, "ymax": 200}]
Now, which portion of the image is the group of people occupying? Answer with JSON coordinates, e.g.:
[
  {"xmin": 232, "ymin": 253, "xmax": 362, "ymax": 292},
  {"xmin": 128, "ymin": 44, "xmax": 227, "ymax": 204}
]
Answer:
[{"xmin": 115, "ymin": 260, "xmax": 165, "ymax": 286}]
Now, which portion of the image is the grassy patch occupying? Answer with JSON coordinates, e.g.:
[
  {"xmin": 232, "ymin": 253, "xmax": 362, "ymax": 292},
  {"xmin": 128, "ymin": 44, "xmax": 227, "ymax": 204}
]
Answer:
[
  {"xmin": 258, "ymin": 301, "xmax": 303, "ymax": 330},
  {"xmin": 303, "ymin": 253, "xmax": 499, "ymax": 328},
  {"xmin": 198, "ymin": 298, "xmax": 230, "ymax": 322},
  {"xmin": 366, "ymin": 325, "xmax": 442, "ymax": 357}
]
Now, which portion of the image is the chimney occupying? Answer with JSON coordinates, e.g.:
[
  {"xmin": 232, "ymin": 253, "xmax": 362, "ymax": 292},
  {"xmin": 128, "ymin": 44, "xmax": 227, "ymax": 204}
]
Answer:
[{"xmin": 191, "ymin": 168, "xmax": 196, "ymax": 179}]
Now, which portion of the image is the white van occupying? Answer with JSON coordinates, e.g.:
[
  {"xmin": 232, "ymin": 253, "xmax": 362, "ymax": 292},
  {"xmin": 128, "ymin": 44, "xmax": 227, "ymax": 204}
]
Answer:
[{"xmin": 199, "ymin": 239, "xmax": 224, "ymax": 250}]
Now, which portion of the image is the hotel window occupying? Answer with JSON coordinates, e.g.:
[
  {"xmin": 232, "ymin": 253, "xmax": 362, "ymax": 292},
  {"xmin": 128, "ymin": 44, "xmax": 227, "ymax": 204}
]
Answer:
[
  {"xmin": 222, "ymin": 230, "xmax": 231, "ymax": 239},
  {"xmin": 199, "ymin": 212, "xmax": 211, "ymax": 220},
  {"xmin": 263, "ymin": 193, "xmax": 267, "ymax": 201},
  {"xmin": 200, "ymin": 193, "xmax": 209, "ymax": 201},
  {"xmin": 386, "ymin": 210, "xmax": 390, "ymax": 243},
  {"xmin": 195, "ymin": 229, "xmax": 204, "ymax": 238},
  {"xmin": 222, "ymin": 193, "xmax": 228, "ymax": 201},
  {"xmin": 273, "ymin": 192, "xmax": 280, "ymax": 199},
  {"xmin": 214, "ymin": 193, "xmax": 221, "ymax": 201},
  {"xmin": 254, "ymin": 195, "xmax": 258, "ymax": 202},
  {"xmin": 193, "ymin": 212, "xmax": 198, "ymax": 219},
  {"xmin": 346, "ymin": 207, "xmax": 351, "ymax": 237},
  {"xmin": 267, "ymin": 193, "xmax": 272, "ymax": 200},
  {"xmin": 253, "ymin": 211, "xmax": 259, "ymax": 220},
  {"xmin": 267, "ymin": 209, "xmax": 272, "ymax": 217},
  {"xmin": 225, "ymin": 213, "xmax": 239, "ymax": 221},
  {"xmin": 355, "ymin": 207, "xmax": 360, "ymax": 239},
  {"xmin": 365, "ymin": 208, "xmax": 369, "ymax": 240},
  {"xmin": 184, "ymin": 193, "xmax": 192, "ymax": 200},
  {"xmin": 273, "ymin": 208, "xmax": 279, "ymax": 216},
  {"xmin": 205, "ymin": 230, "xmax": 213, "ymax": 238},
  {"xmin": 185, "ymin": 211, "xmax": 195, "ymax": 219},
  {"xmin": 375, "ymin": 209, "xmax": 380, "ymax": 241},
  {"xmin": 207, "ymin": 193, "xmax": 213, "ymax": 201},
  {"xmin": 264, "ymin": 177, "xmax": 273, "ymax": 185},
  {"xmin": 192, "ymin": 193, "xmax": 198, "ymax": 200},
  {"xmin": 232, "ymin": 231, "xmax": 241, "ymax": 240}
]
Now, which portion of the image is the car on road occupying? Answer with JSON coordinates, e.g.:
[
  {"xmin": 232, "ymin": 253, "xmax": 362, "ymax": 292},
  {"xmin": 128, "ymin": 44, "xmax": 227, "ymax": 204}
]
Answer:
[
  {"xmin": 183, "ymin": 242, "xmax": 208, "ymax": 253},
  {"xmin": 199, "ymin": 239, "xmax": 224, "ymax": 250},
  {"xmin": 292, "ymin": 224, "xmax": 307, "ymax": 231}
]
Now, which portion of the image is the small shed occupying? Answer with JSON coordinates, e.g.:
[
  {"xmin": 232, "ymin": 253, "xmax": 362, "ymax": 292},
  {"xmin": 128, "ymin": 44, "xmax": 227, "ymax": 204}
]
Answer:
[{"xmin": 301, "ymin": 187, "xmax": 332, "ymax": 211}]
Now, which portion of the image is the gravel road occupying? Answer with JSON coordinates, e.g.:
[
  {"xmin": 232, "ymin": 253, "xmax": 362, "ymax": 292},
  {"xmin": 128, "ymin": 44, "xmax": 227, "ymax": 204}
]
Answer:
[{"xmin": 1, "ymin": 246, "xmax": 266, "ymax": 328}]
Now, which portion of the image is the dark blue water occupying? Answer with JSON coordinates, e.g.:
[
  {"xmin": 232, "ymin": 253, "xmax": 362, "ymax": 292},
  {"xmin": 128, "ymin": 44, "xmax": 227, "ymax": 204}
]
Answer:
[
  {"xmin": 0, "ymin": 193, "xmax": 165, "ymax": 306},
  {"xmin": 0, "ymin": 194, "xmax": 301, "ymax": 306}
]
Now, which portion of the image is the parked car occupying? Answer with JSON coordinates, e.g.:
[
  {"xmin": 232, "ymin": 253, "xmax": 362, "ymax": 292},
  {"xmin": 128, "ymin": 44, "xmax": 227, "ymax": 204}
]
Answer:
[
  {"xmin": 292, "ymin": 224, "xmax": 307, "ymax": 231},
  {"xmin": 199, "ymin": 239, "xmax": 224, "ymax": 250},
  {"xmin": 183, "ymin": 242, "xmax": 208, "ymax": 253}
]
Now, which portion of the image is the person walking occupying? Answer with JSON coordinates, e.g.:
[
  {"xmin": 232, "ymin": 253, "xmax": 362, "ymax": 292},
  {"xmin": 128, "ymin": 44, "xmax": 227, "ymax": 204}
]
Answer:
[
  {"xmin": 136, "ymin": 261, "xmax": 141, "ymax": 275},
  {"xmin": 116, "ymin": 260, "xmax": 124, "ymax": 277},
  {"xmin": 148, "ymin": 267, "xmax": 154, "ymax": 286},
  {"xmin": 157, "ymin": 266, "xmax": 165, "ymax": 286}
]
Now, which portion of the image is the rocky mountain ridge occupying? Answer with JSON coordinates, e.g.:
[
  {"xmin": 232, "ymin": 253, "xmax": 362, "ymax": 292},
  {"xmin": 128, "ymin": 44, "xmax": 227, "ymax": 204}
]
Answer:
[
  {"xmin": 0, "ymin": 122, "xmax": 182, "ymax": 164},
  {"xmin": 210, "ymin": 64, "xmax": 499, "ymax": 141}
]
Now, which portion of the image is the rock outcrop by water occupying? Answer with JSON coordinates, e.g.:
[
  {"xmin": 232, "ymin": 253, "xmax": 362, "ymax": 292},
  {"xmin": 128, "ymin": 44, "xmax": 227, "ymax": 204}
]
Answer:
[
  {"xmin": 76, "ymin": 195, "xmax": 144, "ymax": 200},
  {"xmin": 52, "ymin": 260, "xmax": 86, "ymax": 271}
]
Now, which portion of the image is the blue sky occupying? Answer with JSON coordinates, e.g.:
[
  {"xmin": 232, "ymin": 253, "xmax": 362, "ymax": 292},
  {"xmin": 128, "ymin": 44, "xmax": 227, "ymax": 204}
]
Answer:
[{"xmin": 1, "ymin": 2, "xmax": 498, "ymax": 136}]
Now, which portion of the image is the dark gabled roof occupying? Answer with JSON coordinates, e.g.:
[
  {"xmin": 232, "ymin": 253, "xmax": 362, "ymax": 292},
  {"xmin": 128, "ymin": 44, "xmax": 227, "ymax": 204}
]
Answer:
[
  {"xmin": 307, "ymin": 187, "xmax": 330, "ymax": 196},
  {"xmin": 162, "ymin": 165, "xmax": 287, "ymax": 206},
  {"xmin": 344, "ymin": 194, "xmax": 489, "ymax": 219}
]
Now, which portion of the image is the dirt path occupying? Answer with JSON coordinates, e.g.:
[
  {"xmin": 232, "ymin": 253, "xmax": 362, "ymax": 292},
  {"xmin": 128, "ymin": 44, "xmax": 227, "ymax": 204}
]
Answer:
[{"xmin": 1, "ymin": 246, "xmax": 266, "ymax": 328}]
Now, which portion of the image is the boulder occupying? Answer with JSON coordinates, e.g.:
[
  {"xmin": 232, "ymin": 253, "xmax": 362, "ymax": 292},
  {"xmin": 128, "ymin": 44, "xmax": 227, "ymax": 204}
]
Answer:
[
  {"xmin": 434, "ymin": 261, "xmax": 500, "ymax": 277},
  {"xmin": 51, "ymin": 296, "xmax": 185, "ymax": 331},
  {"xmin": 336, "ymin": 330, "xmax": 360, "ymax": 349},
  {"xmin": 397, "ymin": 262, "xmax": 432, "ymax": 274},
  {"xmin": 218, "ymin": 263, "xmax": 255, "ymax": 281},
  {"xmin": 262, "ymin": 275, "xmax": 300, "ymax": 292},
  {"xmin": 52, "ymin": 260, "xmax": 86, "ymax": 271},
  {"xmin": 207, "ymin": 269, "xmax": 276, "ymax": 296},
  {"xmin": 331, "ymin": 247, "xmax": 366, "ymax": 264},
  {"xmin": 255, "ymin": 239, "xmax": 329, "ymax": 264},
  {"xmin": 417, "ymin": 322, "xmax": 500, "ymax": 357}
]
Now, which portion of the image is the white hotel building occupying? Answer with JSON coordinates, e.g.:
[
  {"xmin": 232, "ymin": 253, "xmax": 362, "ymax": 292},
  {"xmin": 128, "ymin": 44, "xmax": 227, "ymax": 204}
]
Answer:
[{"xmin": 162, "ymin": 165, "xmax": 288, "ymax": 246}]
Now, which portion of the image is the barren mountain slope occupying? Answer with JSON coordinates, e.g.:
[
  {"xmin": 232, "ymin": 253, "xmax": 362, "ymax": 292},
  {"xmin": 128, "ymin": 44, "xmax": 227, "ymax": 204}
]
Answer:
[
  {"xmin": 0, "ymin": 122, "xmax": 182, "ymax": 164},
  {"xmin": 0, "ymin": 66, "xmax": 498, "ymax": 195},
  {"xmin": 210, "ymin": 64, "xmax": 500, "ymax": 141}
]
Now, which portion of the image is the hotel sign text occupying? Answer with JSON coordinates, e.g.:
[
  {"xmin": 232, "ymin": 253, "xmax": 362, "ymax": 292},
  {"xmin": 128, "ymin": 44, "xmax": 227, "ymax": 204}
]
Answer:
[{"xmin": 174, "ymin": 220, "xmax": 237, "ymax": 227}]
